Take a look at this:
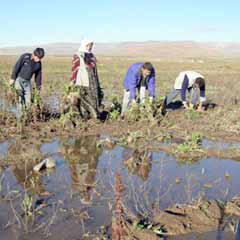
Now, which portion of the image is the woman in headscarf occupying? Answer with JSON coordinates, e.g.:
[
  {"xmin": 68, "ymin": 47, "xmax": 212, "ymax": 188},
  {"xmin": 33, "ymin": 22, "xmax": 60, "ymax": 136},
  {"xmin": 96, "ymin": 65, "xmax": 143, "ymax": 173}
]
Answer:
[{"xmin": 69, "ymin": 39, "xmax": 103, "ymax": 119}]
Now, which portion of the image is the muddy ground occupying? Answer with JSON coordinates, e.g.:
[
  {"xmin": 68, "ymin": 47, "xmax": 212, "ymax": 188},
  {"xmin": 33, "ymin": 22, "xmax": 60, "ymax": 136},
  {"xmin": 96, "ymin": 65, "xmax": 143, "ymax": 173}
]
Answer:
[{"xmin": 1, "ymin": 56, "xmax": 240, "ymax": 239}]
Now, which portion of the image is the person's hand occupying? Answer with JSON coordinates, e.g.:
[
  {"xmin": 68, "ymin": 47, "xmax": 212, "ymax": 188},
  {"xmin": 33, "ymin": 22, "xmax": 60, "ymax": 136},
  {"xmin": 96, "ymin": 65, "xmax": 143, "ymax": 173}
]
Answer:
[{"xmin": 9, "ymin": 79, "xmax": 15, "ymax": 86}]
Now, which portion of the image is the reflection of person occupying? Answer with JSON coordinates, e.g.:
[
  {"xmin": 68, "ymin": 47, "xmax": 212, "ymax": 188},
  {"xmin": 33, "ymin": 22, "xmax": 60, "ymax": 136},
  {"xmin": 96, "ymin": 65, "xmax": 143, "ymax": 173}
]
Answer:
[
  {"xmin": 123, "ymin": 149, "xmax": 152, "ymax": 181},
  {"xmin": 164, "ymin": 71, "xmax": 206, "ymax": 112},
  {"xmin": 122, "ymin": 62, "xmax": 155, "ymax": 114},
  {"xmin": 12, "ymin": 164, "xmax": 45, "ymax": 195},
  {"xmin": 69, "ymin": 39, "xmax": 103, "ymax": 119},
  {"xmin": 60, "ymin": 136, "xmax": 102, "ymax": 204}
]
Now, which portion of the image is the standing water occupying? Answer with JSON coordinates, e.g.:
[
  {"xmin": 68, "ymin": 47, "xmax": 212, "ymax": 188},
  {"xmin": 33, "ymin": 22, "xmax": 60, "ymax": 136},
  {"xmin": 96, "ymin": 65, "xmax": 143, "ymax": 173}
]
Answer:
[{"xmin": 0, "ymin": 135, "xmax": 239, "ymax": 239}]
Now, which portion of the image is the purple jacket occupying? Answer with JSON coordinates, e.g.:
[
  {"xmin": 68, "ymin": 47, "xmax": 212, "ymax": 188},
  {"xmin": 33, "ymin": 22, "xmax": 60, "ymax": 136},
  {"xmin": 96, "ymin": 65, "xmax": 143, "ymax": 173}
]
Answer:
[{"xmin": 123, "ymin": 62, "xmax": 155, "ymax": 100}]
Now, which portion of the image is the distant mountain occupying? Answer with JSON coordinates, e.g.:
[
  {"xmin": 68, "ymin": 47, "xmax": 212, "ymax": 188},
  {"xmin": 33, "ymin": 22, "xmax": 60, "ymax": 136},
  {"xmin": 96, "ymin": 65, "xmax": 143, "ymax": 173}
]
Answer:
[{"xmin": 0, "ymin": 41, "xmax": 240, "ymax": 58}]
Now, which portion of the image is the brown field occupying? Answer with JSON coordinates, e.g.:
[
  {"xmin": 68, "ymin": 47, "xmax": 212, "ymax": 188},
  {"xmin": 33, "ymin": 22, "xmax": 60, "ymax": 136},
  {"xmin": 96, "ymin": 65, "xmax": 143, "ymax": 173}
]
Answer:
[{"xmin": 0, "ymin": 55, "xmax": 240, "ymax": 239}]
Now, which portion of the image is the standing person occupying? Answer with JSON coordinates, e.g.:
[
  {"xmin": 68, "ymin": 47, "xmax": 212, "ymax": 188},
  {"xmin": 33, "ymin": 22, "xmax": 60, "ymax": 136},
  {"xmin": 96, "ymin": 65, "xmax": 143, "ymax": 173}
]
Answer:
[
  {"xmin": 122, "ymin": 62, "xmax": 155, "ymax": 114},
  {"xmin": 164, "ymin": 71, "xmax": 206, "ymax": 112},
  {"xmin": 69, "ymin": 39, "xmax": 103, "ymax": 119},
  {"xmin": 9, "ymin": 48, "xmax": 45, "ymax": 117}
]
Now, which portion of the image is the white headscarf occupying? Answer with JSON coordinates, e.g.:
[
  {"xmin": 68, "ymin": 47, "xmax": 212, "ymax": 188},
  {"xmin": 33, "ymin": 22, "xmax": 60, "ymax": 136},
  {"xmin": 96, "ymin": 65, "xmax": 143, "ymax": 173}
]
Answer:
[
  {"xmin": 78, "ymin": 39, "xmax": 94, "ymax": 53},
  {"xmin": 75, "ymin": 39, "xmax": 94, "ymax": 87}
]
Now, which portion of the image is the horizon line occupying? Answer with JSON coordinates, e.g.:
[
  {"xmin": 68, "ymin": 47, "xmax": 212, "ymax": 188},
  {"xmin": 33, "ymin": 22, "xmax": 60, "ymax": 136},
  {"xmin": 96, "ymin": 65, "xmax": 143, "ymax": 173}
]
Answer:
[{"xmin": 1, "ymin": 40, "xmax": 240, "ymax": 48}]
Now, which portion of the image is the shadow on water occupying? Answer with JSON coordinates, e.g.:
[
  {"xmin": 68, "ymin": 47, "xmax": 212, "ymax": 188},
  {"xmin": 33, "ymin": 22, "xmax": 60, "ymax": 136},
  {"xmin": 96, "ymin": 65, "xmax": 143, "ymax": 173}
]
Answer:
[{"xmin": 0, "ymin": 135, "xmax": 240, "ymax": 239}]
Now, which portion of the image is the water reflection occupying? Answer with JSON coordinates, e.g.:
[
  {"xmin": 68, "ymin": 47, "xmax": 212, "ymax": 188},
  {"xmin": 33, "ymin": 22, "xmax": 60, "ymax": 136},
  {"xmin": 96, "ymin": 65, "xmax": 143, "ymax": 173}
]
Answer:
[
  {"xmin": 60, "ymin": 135, "xmax": 102, "ymax": 204},
  {"xmin": 0, "ymin": 141, "xmax": 8, "ymax": 159},
  {"xmin": 123, "ymin": 149, "xmax": 152, "ymax": 181},
  {"xmin": 12, "ymin": 164, "xmax": 46, "ymax": 195},
  {"xmin": 1, "ymin": 135, "xmax": 240, "ymax": 238}
]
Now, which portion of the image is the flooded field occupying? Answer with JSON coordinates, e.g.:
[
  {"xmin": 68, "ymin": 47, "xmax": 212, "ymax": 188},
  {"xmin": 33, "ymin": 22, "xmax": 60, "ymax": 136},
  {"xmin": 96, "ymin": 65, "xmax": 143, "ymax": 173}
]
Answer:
[
  {"xmin": 0, "ymin": 134, "xmax": 240, "ymax": 239},
  {"xmin": 1, "ymin": 56, "xmax": 240, "ymax": 239}
]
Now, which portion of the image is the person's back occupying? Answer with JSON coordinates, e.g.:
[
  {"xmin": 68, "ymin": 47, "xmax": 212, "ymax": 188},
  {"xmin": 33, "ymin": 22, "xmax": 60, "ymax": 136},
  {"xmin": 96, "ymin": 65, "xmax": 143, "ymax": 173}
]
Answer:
[
  {"xmin": 122, "ymin": 62, "xmax": 155, "ymax": 114},
  {"xmin": 174, "ymin": 71, "xmax": 204, "ymax": 90},
  {"xmin": 164, "ymin": 70, "xmax": 206, "ymax": 112},
  {"xmin": 124, "ymin": 62, "xmax": 144, "ymax": 89}
]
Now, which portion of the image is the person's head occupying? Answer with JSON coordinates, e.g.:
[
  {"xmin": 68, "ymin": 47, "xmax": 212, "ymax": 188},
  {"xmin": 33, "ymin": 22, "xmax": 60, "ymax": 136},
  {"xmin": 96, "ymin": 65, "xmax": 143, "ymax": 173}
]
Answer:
[
  {"xmin": 79, "ymin": 39, "xmax": 94, "ymax": 53},
  {"xmin": 194, "ymin": 77, "xmax": 205, "ymax": 89},
  {"xmin": 86, "ymin": 42, "xmax": 94, "ymax": 52},
  {"xmin": 32, "ymin": 48, "xmax": 45, "ymax": 62},
  {"xmin": 141, "ymin": 62, "xmax": 153, "ymax": 78}
]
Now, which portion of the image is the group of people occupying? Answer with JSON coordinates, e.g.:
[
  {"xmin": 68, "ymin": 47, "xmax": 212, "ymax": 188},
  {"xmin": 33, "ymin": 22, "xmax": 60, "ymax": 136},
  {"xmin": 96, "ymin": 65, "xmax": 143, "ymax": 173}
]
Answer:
[
  {"xmin": 122, "ymin": 63, "xmax": 206, "ymax": 114},
  {"xmin": 9, "ymin": 39, "xmax": 206, "ymax": 119}
]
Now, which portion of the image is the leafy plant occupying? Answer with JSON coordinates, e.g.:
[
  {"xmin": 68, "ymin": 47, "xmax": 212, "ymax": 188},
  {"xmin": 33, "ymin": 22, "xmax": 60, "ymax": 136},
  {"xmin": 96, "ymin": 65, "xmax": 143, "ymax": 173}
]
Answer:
[
  {"xmin": 59, "ymin": 106, "xmax": 80, "ymax": 127},
  {"xmin": 22, "ymin": 193, "xmax": 33, "ymax": 217},
  {"xmin": 32, "ymin": 89, "xmax": 42, "ymax": 106},
  {"xmin": 108, "ymin": 97, "xmax": 122, "ymax": 121},
  {"xmin": 135, "ymin": 219, "xmax": 167, "ymax": 236},
  {"xmin": 175, "ymin": 133, "xmax": 203, "ymax": 154},
  {"xmin": 185, "ymin": 109, "xmax": 200, "ymax": 120},
  {"xmin": 117, "ymin": 130, "xmax": 144, "ymax": 146},
  {"xmin": 125, "ymin": 97, "xmax": 164, "ymax": 122}
]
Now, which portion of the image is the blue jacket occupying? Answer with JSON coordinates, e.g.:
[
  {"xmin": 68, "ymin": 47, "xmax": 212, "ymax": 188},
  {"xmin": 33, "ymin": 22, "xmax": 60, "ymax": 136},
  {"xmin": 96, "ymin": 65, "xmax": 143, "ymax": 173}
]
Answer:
[{"xmin": 123, "ymin": 62, "xmax": 155, "ymax": 100}]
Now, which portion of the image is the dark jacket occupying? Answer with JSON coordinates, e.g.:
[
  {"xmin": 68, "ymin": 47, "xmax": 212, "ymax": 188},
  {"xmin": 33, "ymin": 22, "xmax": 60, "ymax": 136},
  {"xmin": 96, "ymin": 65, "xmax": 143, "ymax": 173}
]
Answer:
[
  {"xmin": 181, "ymin": 74, "xmax": 205, "ymax": 102},
  {"xmin": 123, "ymin": 62, "xmax": 155, "ymax": 100},
  {"xmin": 11, "ymin": 53, "xmax": 42, "ymax": 90}
]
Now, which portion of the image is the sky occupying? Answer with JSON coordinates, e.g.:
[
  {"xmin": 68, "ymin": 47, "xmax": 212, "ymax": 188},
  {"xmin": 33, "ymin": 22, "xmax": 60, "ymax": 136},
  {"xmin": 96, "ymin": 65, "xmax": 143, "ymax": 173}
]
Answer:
[{"xmin": 0, "ymin": 0, "xmax": 239, "ymax": 47}]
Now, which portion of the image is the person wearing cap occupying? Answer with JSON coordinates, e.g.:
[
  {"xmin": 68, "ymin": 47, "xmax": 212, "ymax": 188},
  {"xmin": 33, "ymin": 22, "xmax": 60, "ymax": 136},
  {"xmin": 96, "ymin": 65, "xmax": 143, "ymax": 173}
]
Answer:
[
  {"xmin": 122, "ymin": 62, "xmax": 155, "ymax": 114},
  {"xmin": 69, "ymin": 39, "xmax": 102, "ymax": 119},
  {"xmin": 164, "ymin": 71, "xmax": 206, "ymax": 112},
  {"xmin": 9, "ymin": 48, "xmax": 45, "ymax": 115}
]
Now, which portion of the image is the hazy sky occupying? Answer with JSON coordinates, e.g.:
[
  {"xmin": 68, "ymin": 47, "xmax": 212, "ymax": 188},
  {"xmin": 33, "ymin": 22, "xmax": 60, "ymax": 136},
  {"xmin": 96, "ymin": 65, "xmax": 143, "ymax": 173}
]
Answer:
[{"xmin": 0, "ymin": 0, "xmax": 239, "ymax": 47}]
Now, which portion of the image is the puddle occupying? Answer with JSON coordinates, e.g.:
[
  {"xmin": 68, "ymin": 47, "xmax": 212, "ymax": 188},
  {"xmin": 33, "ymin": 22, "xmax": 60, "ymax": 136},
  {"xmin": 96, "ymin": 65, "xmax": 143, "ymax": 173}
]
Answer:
[
  {"xmin": 0, "ymin": 139, "xmax": 16, "ymax": 159},
  {"xmin": 0, "ymin": 141, "xmax": 8, "ymax": 158},
  {"xmin": 171, "ymin": 230, "xmax": 235, "ymax": 240},
  {"xmin": 0, "ymin": 94, "xmax": 60, "ymax": 119},
  {"xmin": 1, "ymin": 136, "xmax": 240, "ymax": 238},
  {"xmin": 0, "ymin": 96, "xmax": 17, "ymax": 114},
  {"xmin": 202, "ymin": 138, "xmax": 240, "ymax": 150},
  {"xmin": 43, "ymin": 94, "xmax": 61, "ymax": 113},
  {"xmin": 40, "ymin": 138, "xmax": 60, "ymax": 155}
]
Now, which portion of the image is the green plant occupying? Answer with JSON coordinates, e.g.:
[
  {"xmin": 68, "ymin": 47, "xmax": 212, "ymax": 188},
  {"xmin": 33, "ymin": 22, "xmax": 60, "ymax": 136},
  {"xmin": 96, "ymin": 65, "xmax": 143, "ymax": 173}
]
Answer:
[
  {"xmin": 108, "ymin": 97, "xmax": 122, "ymax": 121},
  {"xmin": 6, "ymin": 85, "xmax": 18, "ymax": 105},
  {"xmin": 63, "ymin": 84, "xmax": 79, "ymax": 95},
  {"xmin": 185, "ymin": 109, "xmax": 200, "ymax": 120},
  {"xmin": 117, "ymin": 130, "xmax": 144, "ymax": 146},
  {"xmin": 59, "ymin": 105, "xmax": 80, "ymax": 128},
  {"xmin": 125, "ymin": 97, "xmax": 164, "ymax": 122},
  {"xmin": 22, "ymin": 193, "xmax": 33, "ymax": 217},
  {"xmin": 109, "ymin": 109, "xmax": 120, "ymax": 121},
  {"xmin": 175, "ymin": 133, "xmax": 203, "ymax": 154},
  {"xmin": 32, "ymin": 89, "xmax": 42, "ymax": 106},
  {"xmin": 135, "ymin": 219, "xmax": 167, "ymax": 236},
  {"xmin": 29, "ymin": 175, "xmax": 40, "ymax": 189}
]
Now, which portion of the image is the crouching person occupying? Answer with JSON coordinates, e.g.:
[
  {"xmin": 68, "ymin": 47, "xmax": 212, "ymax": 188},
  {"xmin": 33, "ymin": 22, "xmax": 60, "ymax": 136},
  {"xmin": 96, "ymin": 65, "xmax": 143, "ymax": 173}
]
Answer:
[
  {"xmin": 164, "ymin": 71, "xmax": 206, "ymax": 112},
  {"xmin": 9, "ymin": 48, "xmax": 45, "ymax": 118},
  {"xmin": 122, "ymin": 62, "xmax": 155, "ymax": 114},
  {"xmin": 69, "ymin": 39, "xmax": 102, "ymax": 119}
]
